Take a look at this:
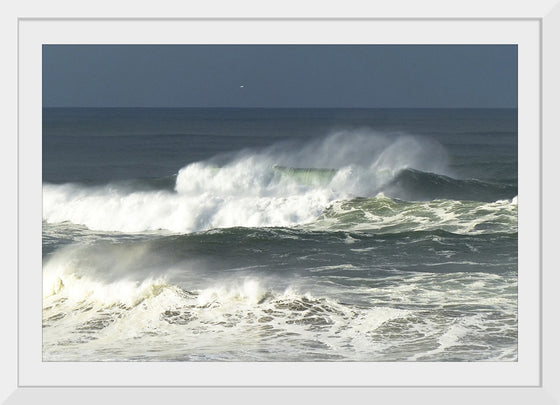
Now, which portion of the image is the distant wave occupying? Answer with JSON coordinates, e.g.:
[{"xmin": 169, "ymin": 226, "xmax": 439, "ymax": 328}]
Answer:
[
  {"xmin": 385, "ymin": 168, "xmax": 517, "ymax": 202},
  {"xmin": 273, "ymin": 166, "xmax": 517, "ymax": 202}
]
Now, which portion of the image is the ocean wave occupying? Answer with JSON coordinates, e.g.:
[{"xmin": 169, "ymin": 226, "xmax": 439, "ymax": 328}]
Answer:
[
  {"xmin": 42, "ymin": 186, "xmax": 517, "ymax": 236},
  {"xmin": 42, "ymin": 264, "xmax": 414, "ymax": 361},
  {"xmin": 42, "ymin": 255, "xmax": 517, "ymax": 361},
  {"xmin": 42, "ymin": 132, "xmax": 516, "ymax": 234},
  {"xmin": 41, "ymin": 220, "xmax": 518, "ymax": 303},
  {"xmin": 385, "ymin": 168, "xmax": 517, "ymax": 202}
]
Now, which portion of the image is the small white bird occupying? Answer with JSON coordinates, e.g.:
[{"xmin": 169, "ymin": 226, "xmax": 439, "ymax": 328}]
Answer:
[{"xmin": 240, "ymin": 85, "xmax": 245, "ymax": 88}]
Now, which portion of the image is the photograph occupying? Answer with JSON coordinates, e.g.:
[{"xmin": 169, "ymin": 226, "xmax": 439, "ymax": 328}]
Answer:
[{"xmin": 41, "ymin": 44, "xmax": 518, "ymax": 362}]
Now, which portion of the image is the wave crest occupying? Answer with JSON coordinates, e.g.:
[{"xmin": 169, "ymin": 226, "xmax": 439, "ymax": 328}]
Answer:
[{"xmin": 42, "ymin": 131, "xmax": 515, "ymax": 234}]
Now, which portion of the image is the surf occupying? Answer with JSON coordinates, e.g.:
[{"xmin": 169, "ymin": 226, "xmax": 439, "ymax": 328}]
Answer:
[{"xmin": 42, "ymin": 131, "xmax": 516, "ymax": 234}]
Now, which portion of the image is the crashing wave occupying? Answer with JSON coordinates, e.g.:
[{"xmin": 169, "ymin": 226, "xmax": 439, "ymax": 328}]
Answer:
[{"xmin": 42, "ymin": 132, "xmax": 516, "ymax": 234}]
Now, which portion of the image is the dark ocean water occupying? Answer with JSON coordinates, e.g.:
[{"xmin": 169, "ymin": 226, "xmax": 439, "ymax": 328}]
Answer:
[{"xmin": 42, "ymin": 108, "xmax": 518, "ymax": 361}]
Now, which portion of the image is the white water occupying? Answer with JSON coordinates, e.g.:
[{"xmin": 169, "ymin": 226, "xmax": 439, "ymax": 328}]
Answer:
[
  {"xmin": 42, "ymin": 251, "xmax": 517, "ymax": 362},
  {"xmin": 310, "ymin": 194, "xmax": 518, "ymax": 234},
  {"xmin": 43, "ymin": 132, "xmax": 450, "ymax": 233}
]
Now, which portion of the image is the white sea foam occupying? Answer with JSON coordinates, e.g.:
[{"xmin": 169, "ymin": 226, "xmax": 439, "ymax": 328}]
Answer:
[
  {"xmin": 42, "ymin": 244, "xmax": 517, "ymax": 361},
  {"xmin": 42, "ymin": 268, "xmax": 412, "ymax": 361},
  {"xmin": 311, "ymin": 193, "xmax": 518, "ymax": 234},
  {"xmin": 43, "ymin": 269, "xmax": 517, "ymax": 361}
]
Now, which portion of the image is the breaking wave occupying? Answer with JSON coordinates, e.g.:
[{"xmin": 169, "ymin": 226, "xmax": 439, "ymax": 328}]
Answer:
[
  {"xmin": 42, "ymin": 241, "xmax": 517, "ymax": 362},
  {"xmin": 42, "ymin": 131, "xmax": 517, "ymax": 234}
]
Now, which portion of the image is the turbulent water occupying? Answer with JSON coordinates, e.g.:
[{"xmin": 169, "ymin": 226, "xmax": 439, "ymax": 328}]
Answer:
[{"xmin": 42, "ymin": 108, "xmax": 518, "ymax": 361}]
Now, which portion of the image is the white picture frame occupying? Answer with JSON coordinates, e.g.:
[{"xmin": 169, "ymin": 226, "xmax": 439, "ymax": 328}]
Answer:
[{"xmin": 3, "ymin": 0, "xmax": 559, "ymax": 403}]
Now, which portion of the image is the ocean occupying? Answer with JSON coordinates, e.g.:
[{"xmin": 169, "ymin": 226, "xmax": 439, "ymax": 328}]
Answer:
[{"xmin": 42, "ymin": 108, "xmax": 518, "ymax": 361}]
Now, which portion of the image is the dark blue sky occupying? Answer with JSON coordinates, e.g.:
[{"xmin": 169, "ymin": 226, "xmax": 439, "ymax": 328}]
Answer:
[{"xmin": 42, "ymin": 45, "xmax": 517, "ymax": 108}]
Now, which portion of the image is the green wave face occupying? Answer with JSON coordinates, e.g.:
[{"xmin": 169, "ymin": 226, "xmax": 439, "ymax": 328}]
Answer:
[{"xmin": 273, "ymin": 165, "xmax": 337, "ymax": 186}]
